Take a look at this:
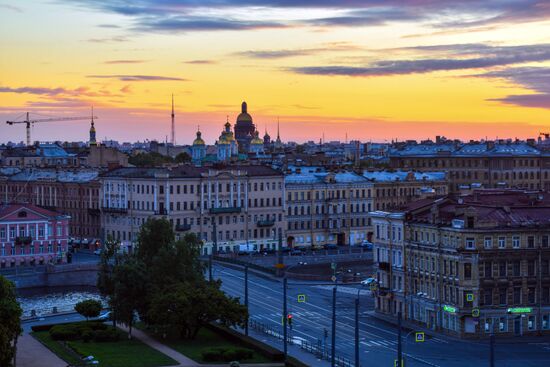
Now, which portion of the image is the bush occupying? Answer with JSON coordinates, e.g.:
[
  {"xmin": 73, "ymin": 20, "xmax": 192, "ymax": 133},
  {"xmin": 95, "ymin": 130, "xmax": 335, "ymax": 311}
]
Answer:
[
  {"xmin": 222, "ymin": 348, "xmax": 253, "ymax": 362},
  {"xmin": 31, "ymin": 324, "xmax": 55, "ymax": 332},
  {"xmin": 200, "ymin": 347, "xmax": 254, "ymax": 362},
  {"xmin": 74, "ymin": 299, "xmax": 102, "ymax": 320},
  {"xmin": 87, "ymin": 322, "xmax": 108, "ymax": 331},
  {"xmin": 81, "ymin": 329, "xmax": 95, "ymax": 342},
  {"xmin": 49, "ymin": 325, "xmax": 79, "ymax": 341},
  {"xmin": 94, "ymin": 328, "xmax": 120, "ymax": 342}
]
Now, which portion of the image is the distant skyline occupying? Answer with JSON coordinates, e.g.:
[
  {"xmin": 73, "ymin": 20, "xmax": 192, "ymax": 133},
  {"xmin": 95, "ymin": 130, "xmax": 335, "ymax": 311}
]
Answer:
[{"xmin": 1, "ymin": 1, "xmax": 550, "ymax": 144}]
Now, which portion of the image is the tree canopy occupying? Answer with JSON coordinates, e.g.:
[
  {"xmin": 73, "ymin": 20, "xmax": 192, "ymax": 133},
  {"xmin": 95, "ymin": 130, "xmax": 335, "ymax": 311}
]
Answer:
[
  {"xmin": 75, "ymin": 299, "xmax": 102, "ymax": 321},
  {"xmin": 0, "ymin": 275, "xmax": 22, "ymax": 367}
]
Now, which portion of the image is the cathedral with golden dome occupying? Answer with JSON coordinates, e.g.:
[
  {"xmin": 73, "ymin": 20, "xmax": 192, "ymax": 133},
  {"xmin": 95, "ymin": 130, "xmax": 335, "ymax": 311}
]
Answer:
[{"xmin": 190, "ymin": 102, "xmax": 270, "ymax": 163}]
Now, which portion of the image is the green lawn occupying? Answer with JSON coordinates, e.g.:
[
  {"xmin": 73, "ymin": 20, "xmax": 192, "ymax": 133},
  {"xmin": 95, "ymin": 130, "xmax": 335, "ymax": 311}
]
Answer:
[
  {"xmin": 140, "ymin": 325, "xmax": 270, "ymax": 364},
  {"xmin": 33, "ymin": 326, "xmax": 178, "ymax": 367}
]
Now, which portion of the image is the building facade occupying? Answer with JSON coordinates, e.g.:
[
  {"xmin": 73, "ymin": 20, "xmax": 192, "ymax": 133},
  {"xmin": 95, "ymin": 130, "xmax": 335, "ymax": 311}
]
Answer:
[
  {"xmin": 234, "ymin": 102, "xmax": 256, "ymax": 153},
  {"xmin": 285, "ymin": 167, "xmax": 373, "ymax": 248},
  {"xmin": 0, "ymin": 168, "xmax": 101, "ymax": 241},
  {"xmin": 100, "ymin": 165, "xmax": 285, "ymax": 254},
  {"xmin": 0, "ymin": 203, "xmax": 69, "ymax": 267},
  {"xmin": 371, "ymin": 190, "xmax": 550, "ymax": 338},
  {"xmin": 389, "ymin": 140, "xmax": 550, "ymax": 192}
]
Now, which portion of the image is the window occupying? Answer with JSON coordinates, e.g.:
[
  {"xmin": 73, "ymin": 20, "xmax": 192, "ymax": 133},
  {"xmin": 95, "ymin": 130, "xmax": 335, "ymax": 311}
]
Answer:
[
  {"xmin": 528, "ymin": 316, "xmax": 536, "ymax": 331},
  {"xmin": 528, "ymin": 287, "xmax": 536, "ymax": 304},
  {"xmin": 484, "ymin": 262, "xmax": 492, "ymax": 278},
  {"xmin": 498, "ymin": 236, "xmax": 506, "ymax": 248},
  {"xmin": 513, "ymin": 287, "xmax": 521, "ymax": 304},
  {"xmin": 528, "ymin": 236, "xmax": 535, "ymax": 249},
  {"xmin": 484, "ymin": 237, "xmax": 493, "ymax": 249},
  {"xmin": 542, "ymin": 235, "xmax": 549, "ymax": 248},
  {"xmin": 513, "ymin": 236, "xmax": 520, "ymax": 248},
  {"xmin": 513, "ymin": 260, "xmax": 521, "ymax": 276},
  {"xmin": 464, "ymin": 263, "xmax": 472, "ymax": 279},
  {"xmin": 499, "ymin": 261, "xmax": 506, "ymax": 277},
  {"xmin": 465, "ymin": 238, "xmax": 475, "ymax": 249},
  {"xmin": 484, "ymin": 289, "xmax": 493, "ymax": 305},
  {"xmin": 499, "ymin": 317, "xmax": 507, "ymax": 332},
  {"xmin": 499, "ymin": 288, "xmax": 507, "ymax": 305},
  {"xmin": 543, "ymin": 315, "xmax": 549, "ymax": 330}
]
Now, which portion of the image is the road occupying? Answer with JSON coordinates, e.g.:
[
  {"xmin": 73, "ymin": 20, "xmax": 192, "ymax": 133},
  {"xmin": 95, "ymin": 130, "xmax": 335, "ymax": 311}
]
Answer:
[{"xmin": 214, "ymin": 263, "xmax": 550, "ymax": 367}]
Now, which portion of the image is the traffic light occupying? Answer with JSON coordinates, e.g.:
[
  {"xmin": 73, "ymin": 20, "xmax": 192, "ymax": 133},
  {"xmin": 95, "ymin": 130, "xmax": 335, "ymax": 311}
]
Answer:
[{"xmin": 287, "ymin": 314, "xmax": 293, "ymax": 329}]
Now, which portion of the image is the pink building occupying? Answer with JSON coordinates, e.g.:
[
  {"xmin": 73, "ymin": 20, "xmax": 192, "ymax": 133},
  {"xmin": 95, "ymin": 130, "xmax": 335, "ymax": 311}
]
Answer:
[{"xmin": 0, "ymin": 203, "xmax": 70, "ymax": 268}]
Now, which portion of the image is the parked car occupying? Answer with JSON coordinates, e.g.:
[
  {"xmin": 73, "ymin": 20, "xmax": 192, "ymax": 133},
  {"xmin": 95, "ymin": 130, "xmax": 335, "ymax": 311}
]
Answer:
[
  {"xmin": 93, "ymin": 249, "xmax": 102, "ymax": 255},
  {"xmin": 361, "ymin": 277, "xmax": 377, "ymax": 286},
  {"xmin": 324, "ymin": 243, "xmax": 338, "ymax": 250},
  {"xmin": 290, "ymin": 249, "xmax": 303, "ymax": 256}
]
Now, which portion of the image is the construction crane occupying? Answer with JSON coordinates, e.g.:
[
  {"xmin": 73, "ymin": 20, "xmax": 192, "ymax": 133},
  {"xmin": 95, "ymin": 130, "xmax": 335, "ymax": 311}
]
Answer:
[{"xmin": 6, "ymin": 112, "xmax": 97, "ymax": 146}]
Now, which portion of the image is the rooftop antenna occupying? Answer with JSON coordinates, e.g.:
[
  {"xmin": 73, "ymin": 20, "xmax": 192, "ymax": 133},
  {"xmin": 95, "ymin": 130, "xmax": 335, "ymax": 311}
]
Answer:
[{"xmin": 171, "ymin": 94, "xmax": 175, "ymax": 145}]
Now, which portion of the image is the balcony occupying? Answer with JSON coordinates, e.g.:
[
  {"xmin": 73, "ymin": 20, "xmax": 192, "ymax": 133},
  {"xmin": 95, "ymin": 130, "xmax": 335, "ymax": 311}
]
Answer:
[
  {"xmin": 175, "ymin": 223, "xmax": 191, "ymax": 232},
  {"xmin": 209, "ymin": 207, "xmax": 241, "ymax": 214},
  {"xmin": 257, "ymin": 219, "xmax": 275, "ymax": 227},
  {"xmin": 87, "ymin": 208, "xmax": 101, "ymax": 216},
  {"xmin": 101, "ymin": 206, "xmax": 128, "ymax": 214},
  {"xmin": 15, "ymin": 236, "xmax": 33, "ymax": 245},
  {"xmin": 378, "ymin": 261, "xmax": 390, "ymax": 271},
  {"xmin": 154, "ymin": 208, "xmax": 168, "ymax": 215}
]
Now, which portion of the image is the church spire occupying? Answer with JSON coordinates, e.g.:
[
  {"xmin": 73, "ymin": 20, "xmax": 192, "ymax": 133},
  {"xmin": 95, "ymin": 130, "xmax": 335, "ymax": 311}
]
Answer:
[
  {"xmin": 170, "ymin": 94, "xmax": 175, "ymax": 145},
  {"xmin": 89, "ymin": 106, "xmax": 97, "ymax": 147}
]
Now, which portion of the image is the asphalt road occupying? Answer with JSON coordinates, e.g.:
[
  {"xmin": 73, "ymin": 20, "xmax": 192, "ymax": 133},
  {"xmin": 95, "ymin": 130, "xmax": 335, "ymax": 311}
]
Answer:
[{"xmin": 214, "ymin": 263, "xmax": 550, "ymax": 367}]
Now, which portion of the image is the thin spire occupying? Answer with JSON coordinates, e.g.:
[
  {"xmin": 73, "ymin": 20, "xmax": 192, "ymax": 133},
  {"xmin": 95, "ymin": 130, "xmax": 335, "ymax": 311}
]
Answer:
[
  {"xmin": 277, "ymin": 117, "xmax": 280, "ymax": 139},
  {"xmin": 170, "ymin": 94, "xmax": 175, "ymax": 145},
  {"xmin": 91, "ymin": 106, "xmax": 94, "ymax": 124}
]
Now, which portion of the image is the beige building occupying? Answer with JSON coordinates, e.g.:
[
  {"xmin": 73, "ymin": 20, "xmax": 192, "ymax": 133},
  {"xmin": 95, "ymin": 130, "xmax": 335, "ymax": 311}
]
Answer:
[
  {"xmin": 285, "ymin": 167, "xmax": 448, "ymax": 248},
  {"xmin": 371, "ymin": 190, "xmax": 550, "ymax": 339},
  {"xmin": 100, "ymin": 165, "xmax": 285, "ymax": 255}
]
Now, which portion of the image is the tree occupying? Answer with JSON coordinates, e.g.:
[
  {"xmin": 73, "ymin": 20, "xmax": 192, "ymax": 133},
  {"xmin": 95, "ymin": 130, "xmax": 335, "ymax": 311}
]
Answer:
[
  {"xmin": 97, "ymin": 236, "xmax": 119, "ymax": 327},
  {"xmin": 75, "ymin": 299, "xmax": 102, "ymax": 321},
  {"xmin": 111, "ymin": 256, "xmax": 147, "ymax": 339},
  {"xmin": 136, "ymin": 218, "xmax": 175, "ymax": 269},
  {"xmin": 174, "ymin": 152, "xmax": 191, "ymax": 163},
  {"xmin": 128, "ymin": 152, "xmax": 173, "ymax": 167},
  {"xmin": 0, "ymin": 276, "xmax": 22, "ymax": 367},
  {"xmin": 148, "ymin": 281, "xmax": 247, "ymax": 339}
]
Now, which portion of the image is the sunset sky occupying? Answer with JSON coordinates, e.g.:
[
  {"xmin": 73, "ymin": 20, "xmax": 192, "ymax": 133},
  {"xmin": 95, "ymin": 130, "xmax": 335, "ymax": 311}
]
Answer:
[{"xmin": 1, "ymin": 0, "xmax": 550, "ymax": 144}]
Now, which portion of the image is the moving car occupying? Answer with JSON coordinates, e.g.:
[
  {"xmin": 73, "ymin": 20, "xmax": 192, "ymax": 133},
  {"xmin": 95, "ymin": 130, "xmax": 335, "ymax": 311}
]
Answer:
[
  {"xmin": 361, "ymin": 277, "xmax": 377, "ymax": 286},
  {"xmin": 360, "ymin": 240, "xmax": 374, "ymax": 250}
]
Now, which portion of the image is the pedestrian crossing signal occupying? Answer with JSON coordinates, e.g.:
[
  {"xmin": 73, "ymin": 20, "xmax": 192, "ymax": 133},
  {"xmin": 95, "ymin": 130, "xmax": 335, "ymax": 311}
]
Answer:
[
  {"xmin": 394, "ymin": 359, "xmax": 405, "ymax": 367},
  {"xmin": 415, "ymin": 332, "xmax": 425, "ymax": 342},
  {"xmin": 287, "ymin": 314, "xmax": 293, "ymax": 329}
]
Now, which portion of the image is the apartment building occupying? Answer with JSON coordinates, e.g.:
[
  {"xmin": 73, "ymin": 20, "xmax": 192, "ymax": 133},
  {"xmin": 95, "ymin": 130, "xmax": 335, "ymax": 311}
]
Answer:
[
  {"xmin": 0, "ymin": 203, "xmax": 70, "ymax": 267},
  {"xmin": 0, "ymin": 168, "xmax": 101, "ymax": 241},
  {"xmin": 363, "ymin": 171, "xmax": 448, "ymax": 211},
  {"xmin": 389, "ymin": 140, "xmax": 550, "ymax": 192},
  {"xmin": 100, "ymin": 165, "xmax": 285, "ymax": 254},
  {"xmin": 285, "ymin": 167, "xmax": 373, "ymax": 248},
  {"xmin": 371, "ymin": 190, "xmax": 550, "ymax": 338}
]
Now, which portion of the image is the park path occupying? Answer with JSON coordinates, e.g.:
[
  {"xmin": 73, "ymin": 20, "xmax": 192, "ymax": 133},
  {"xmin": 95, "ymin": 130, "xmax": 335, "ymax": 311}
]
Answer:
[
  {"xmin": 17, "ymin": 333, "xmax": 67, "ymax": 367},
  {"xmin": 117, "ymin": 324, "xmax": 200, "ymax": 367}
]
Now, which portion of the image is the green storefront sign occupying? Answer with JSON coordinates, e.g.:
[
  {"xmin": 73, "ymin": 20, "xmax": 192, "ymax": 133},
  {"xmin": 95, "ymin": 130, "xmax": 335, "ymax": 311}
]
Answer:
[
  {"xmin": 443, "ymin": 305, "xmax": 457, "ymax": 313},
  {"xmin": 507, "ymin": 307, "xmax": 532, "ymax": 314}
]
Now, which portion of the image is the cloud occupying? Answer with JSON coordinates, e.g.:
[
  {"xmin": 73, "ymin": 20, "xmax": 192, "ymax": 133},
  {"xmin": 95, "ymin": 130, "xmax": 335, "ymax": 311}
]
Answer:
[
  {"xmin": 120, "ymin": 85, "xmax": 132, "ymax": 93},
  {"xmin": 0, "ymin": 85, "xmax": 122, "ymax": 98},
  {"xmin": 289, "ymin": 43, "xmax": 550, "ymax": 77},
  {"xmin": 480, "ymin": 67, "xmax": 550, "ymax": 109},
  {"xmin": 0, "ymin": 3, "xmax": 22, "ymax": 12},
  {"xmin": 184, "ymin": 60, "xmax": 217, "ymax": 64},
  {"xmin": 0, "ymin": 86, "xmax": 68, "ymax": 96},
  {"xmin": 133, "ymin": 16, "xmax": 287, "ymax": 32},
  {"xmin": 234, "ymin": 43, "xmax": 364, "ymax": 59},
  {"xmin": 103, "ymin": 60, "xmax": 148, "ymax": 64},
  {"xmin": 87, "ymin": 74, "xmax": 187, "ymax": 81},
  {"xmin": 86, "ymin": 36, "xmax": 129, "ymax": 43}
]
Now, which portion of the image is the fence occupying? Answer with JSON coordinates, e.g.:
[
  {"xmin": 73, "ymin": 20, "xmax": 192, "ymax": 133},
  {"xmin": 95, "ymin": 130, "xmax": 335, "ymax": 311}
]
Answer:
[{"xmin": 249, "ymin": 318, "xmax": 354, "ymax": 367}]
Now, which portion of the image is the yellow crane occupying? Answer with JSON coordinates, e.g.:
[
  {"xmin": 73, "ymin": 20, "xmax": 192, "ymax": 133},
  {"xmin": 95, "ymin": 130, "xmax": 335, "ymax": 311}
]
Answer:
[{"xmin": 6, "ymin": 112, "xmax": 97, "ymax": 146}]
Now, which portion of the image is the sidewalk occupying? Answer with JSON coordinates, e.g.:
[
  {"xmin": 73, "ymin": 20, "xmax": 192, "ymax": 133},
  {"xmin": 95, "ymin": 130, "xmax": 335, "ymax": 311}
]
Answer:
[{"xmin": 17, "ymin": 333, "xmax": 67, "ymax": 367}]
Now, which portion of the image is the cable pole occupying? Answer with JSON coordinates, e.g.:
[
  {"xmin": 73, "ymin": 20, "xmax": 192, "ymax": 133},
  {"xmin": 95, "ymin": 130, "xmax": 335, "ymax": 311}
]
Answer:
[
  {"xmin": 355, "ymin": 297, "xmax": 359, "ymax": 367},
  {"xmin": 490, "ymin": 334, "xmax": 495, "ymax": 367},
  {"xmin": 397, "ymin": 311, "xmax": 403, "ymax": 367},
  {"xmin": 283, "ymin": 277, "xmax": 288, "ymax": 359},
  {"xmin": 331, "ymin": 285, "xmax": 336, "ymax": 367},
  {"xmin": 245, "ymin": 265, "xmax": 249, "ymax": 336}
]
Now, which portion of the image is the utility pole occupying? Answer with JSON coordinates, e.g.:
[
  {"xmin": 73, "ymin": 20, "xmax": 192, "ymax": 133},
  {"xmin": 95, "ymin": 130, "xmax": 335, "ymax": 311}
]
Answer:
[
  {"xmin": 397, "ymin": 311, "xmax": 403, "ymax": 367},
  {"xmin": 276, "ymin": 231, "xmax": 284, "ymax": 277},
  {"xmin": 490, "ymin": 334, "xmax": 495, "ymax": 367},
  {"xmin": 331, "ymin": 286, "xmax": 336, "ymax": 367},
  {"xmin": 213, "ymin": 220, "xmax": 218, "ymax": 255},
  {"xmin": 208, "ymin": 254, "xmax": 212, "ymax": 282},
  {"xmin": 283, "ymin": 277, "xmax": 288, "ymax": 359},
  {"xmin": 245, "ymin": 265, "xmax": 249, "ymax": 336},
  {"xmin": 355, "ymin": 297, "xmax": 359, "ymax": 367}
]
